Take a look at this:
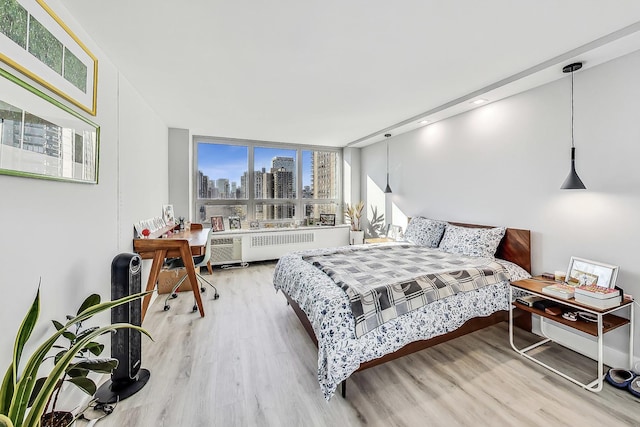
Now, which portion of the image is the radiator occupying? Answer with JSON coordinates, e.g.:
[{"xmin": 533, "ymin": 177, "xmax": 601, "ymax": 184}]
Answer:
[
  {"xmin": 210, "ymin": 236, "xmax": 242, "ymax": 265},
  {"xmin": 250, "ymin": 232, "xmax": 314, "ymax": 247}
]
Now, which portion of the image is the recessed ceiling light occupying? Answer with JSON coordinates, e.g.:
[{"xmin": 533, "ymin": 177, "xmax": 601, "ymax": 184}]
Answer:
[
  {"xmin": 470, "ymin": 98, "xmax": 488, "ymax": 105},
  {"xmin": 418, "ymin": 120, "xmax": 429, "ymax": 125}
]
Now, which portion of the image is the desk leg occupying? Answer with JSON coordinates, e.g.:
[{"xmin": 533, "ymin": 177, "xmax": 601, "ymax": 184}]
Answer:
[
  {"xmin": 181, "ymin": 243, "xmax": 205, "ymax": 317},
  {"xmin": 141, "ymin": 249, "xmax": 167, "ymax": 323}
]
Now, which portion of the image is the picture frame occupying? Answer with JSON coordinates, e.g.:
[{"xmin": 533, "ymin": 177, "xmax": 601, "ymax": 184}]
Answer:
[
  {"xmin": 0, "ymin": 0, "xmax": 98, "ymax": 115},
  {"xmin": 162, "ymin": 204, "xmax": 175, "ymax": 225},
  {"xmin": 211, "ymin": 215, "xmax": 224, "ymax": 232},
  {"xmin": 385, "ymin": 224, "xmax": 403, "ymax": 240},
  {"xmin": 566, "ymin": 257, "xmax": 619, "ymax": 288},
  {"xmin": 319, "ymin": 213, "xmax": 336, "ymax": 226},
  {"xmin": 228, "ymin": 216, "xmax": 241, "ymax": 230},
  {"xmin": 0, "ymin": 67, "xmax": 99, "ymax": 183},
  {"xmin": 249, "ymin": 220, "xmax": 260, "ymax": 229}
]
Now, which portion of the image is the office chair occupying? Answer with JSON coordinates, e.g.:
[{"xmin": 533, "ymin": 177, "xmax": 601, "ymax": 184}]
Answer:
[{"xmin": 163, "ymin": 227, "xmax": 219, "ymax": 312}]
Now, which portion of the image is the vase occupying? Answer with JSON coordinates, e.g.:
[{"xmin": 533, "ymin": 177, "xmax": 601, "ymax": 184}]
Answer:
[{"xmin": 349, "ymin": 230, "xmax": 365, "ymax": 245}]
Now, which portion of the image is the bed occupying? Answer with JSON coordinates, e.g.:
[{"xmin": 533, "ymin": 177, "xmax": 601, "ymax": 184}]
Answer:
[{"xmin": 273, "ymin": 219, "xmax": 531, "ymax": 400}]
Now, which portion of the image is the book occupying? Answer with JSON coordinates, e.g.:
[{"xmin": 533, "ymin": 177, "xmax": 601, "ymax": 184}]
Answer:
[
  {"xmin": 515, "ymin": 295, "xmax": 545, "ymax": 307},
  {"xmin": 541, "ymin": 283, "xmax": 576, "ymax": 299},
  {"xmin": 575, "ymin": 292, "xmax": 622, "ymax": 309},
  {"xmin": 574, "ymin": 285, "xmax": 620, "ymax": 300}
]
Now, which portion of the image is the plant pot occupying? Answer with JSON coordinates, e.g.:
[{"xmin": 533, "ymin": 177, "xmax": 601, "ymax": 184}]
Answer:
[
  {"xmin": 41, "ymin": 411, "xmax": 75, "ymax": 427},
  {"xmin": 349, "ymin": 230, "xmax": 365, "ymax": 245}
]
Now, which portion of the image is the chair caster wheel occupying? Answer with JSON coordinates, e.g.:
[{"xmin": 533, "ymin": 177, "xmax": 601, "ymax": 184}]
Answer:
[
  {"xmin": 201, "ymin": 287, "xmax": 206, "ymax": 293},
  {"xmin": 214, "ymin": 293, "xmax": 220, "ymax": 300},
  {"xmin": 192, "ymin": 305, "xmax": 198, "ymax": 312},
  {"xmin": 163, "ymin": 305, "xmax": 170, "ymax": 311},
  {"xmin": 171, "ymin": 293, "xmax": 178, "ymax": 299}
]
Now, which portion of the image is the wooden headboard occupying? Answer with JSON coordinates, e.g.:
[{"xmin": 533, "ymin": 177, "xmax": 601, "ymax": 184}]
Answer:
[{"xmin": 448, "ymin": 222, "xmax": 531, "ymax": 273}]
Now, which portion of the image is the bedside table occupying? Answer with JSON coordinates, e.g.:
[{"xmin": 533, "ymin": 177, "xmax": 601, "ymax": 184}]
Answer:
[
  {"xmin": 364, "ymin": 237, "xmax": 395, "ymax": 244},
  {"xmin": 509, "ymin": 277, "xmax": 634, "ymax": 392}
]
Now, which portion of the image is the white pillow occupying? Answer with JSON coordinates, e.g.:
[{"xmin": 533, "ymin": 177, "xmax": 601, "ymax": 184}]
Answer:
[
  {"xmin": 439, "ymin": 225, "xmax": 506, "ymax": 258},
  {"xmin": 403, "ymin": 217, "xmax": 446, "ymax": 248}
]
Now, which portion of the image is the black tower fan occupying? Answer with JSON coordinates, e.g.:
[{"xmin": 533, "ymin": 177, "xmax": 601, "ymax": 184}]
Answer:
[{"xmin": 95, "ymin": 253, "xmax": 150, "ymax": 403}]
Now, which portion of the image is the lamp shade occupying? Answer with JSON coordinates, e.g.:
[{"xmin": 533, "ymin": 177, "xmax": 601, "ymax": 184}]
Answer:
[
  {"xmin": 384, "ymin": 134, "xmax": 392, "ymax": 193},
  {"xmin": 560, "ymin": 147, "xmax": 586, "ymax": 189}
]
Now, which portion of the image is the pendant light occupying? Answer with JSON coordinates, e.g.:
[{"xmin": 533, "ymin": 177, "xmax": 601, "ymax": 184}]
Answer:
[
  {"xmin": 560, "ymin": 62, "xmax": 586, "ymax": 190},
  {"xmin": 384, "ymin": 134, "xmax": 392, "ymax": 193}
]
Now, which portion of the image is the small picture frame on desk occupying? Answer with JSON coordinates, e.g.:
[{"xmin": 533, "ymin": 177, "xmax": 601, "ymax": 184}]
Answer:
[
  {"xmin": 162, "ymin": 204, "xmax": 175, "ymax": 224},
  {"xmin": 566, "ymin": 256, "xmax": 619, "ymax": 288},
  {"xmin": 211, "ymin": 216, "xmax": 225, "ymax": 232},
  {"xmin": 250, "ymin": 220, "xmax": 260, "ymax": 229},
  {"xmin": 319, "ymin": 213, "xmax": 336, "ymax": 226}
]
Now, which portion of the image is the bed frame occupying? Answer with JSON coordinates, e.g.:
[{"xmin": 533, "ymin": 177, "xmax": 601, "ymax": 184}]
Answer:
[{"xmin": 282, "ymin": 223, "xmax": 531, "ymax": 398}]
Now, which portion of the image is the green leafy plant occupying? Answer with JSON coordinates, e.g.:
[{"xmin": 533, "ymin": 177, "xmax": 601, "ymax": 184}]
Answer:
[
  {"xmin": 344, "ymin": 201, "xmax": 365, "ymax": 231},
  {"xmin": 0, "ymin": 288, "xmax": 151, "ymax": 427},
  {"xmin": 366, "ymin": 205, "xmax": 385, "ymax": 238}
]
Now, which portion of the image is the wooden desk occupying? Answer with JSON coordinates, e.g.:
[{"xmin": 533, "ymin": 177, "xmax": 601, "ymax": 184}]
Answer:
[{"xmin": 134, "ymin": 226, "xmax": 210, "ymax": 321}]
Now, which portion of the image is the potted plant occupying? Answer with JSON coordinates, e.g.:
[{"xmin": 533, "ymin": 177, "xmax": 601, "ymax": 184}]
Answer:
[
  {"xmin": 0, "ymin": 288, "xmax": 151, "ymax": 427},
  {"xmin": 345, "ymin": 201, "xmax": 365, "ymax": 245}
]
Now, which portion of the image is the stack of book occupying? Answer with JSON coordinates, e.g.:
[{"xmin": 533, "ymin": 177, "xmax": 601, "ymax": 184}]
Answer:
[
  {"xmin": 574, "ymin": 285, "xmax": 621, "ymax": 309},
  {"xmin": 541, "ymin": 283, "xmax": 577, "ymax": 299}
]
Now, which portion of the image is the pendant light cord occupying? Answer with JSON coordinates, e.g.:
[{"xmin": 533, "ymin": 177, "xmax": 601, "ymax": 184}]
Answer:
[{"xmin": 570, "ymin": 68, "xmax": 575, "ymax": 149}]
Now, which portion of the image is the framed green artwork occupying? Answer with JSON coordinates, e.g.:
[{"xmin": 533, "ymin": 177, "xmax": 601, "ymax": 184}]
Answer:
[
  {"xmin": 0, "ymin": 0, "xmax": 98, "ymax": 115},
  {"xmin": 0, "ymin": 67, "xmax": 100, "ymax": 183}
]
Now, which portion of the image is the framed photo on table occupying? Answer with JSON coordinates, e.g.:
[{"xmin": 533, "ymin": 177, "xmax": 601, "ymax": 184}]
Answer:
[
  {"xmin": 319, "ymin": 213, "xmax": 336, "ymax": 226},
  {"xmin": 566, "ymin": 257, "xmax": 619, "ymax": 288},
  {"xmin": 228, "ymin": 216, "xmax": 241, "ymax": 230},
  {"xmin": 162, "ymin": 204, "xmax": 174, "ymax": 224},
  {"xmin": 211, "ymin": 215, "xmax": 224, "ymax": 232}
]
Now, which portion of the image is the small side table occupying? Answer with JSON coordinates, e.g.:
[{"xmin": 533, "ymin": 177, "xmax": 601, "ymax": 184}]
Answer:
[
  {"xmin": 364, "ymin": 237, "xmax": 395, "ymax": 244},
  {"xmin": 509, "ymin": 277, "xmax": 634, "ymax": 392}
]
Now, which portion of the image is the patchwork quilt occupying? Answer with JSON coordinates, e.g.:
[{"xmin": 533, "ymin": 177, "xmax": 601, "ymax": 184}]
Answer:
[{"xmin": 303, "ymin": 245, "xmax": 509, "ymax": 337}]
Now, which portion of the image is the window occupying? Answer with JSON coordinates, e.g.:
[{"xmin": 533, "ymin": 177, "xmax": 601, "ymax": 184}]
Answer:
[{"xmin": 195, "ymin": 137, "xmax": 341, "ymax": 226}]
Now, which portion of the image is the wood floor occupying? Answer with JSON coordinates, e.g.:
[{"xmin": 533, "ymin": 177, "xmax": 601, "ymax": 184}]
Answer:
[{"xmin": 94, "ymin": 261, "xmax": 640, "ymax": 426}]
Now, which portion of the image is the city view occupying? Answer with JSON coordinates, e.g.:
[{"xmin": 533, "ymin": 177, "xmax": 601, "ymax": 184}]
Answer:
[{"xmin": 196, "ymin": 143, "xmax": 338, "ymax": 224}]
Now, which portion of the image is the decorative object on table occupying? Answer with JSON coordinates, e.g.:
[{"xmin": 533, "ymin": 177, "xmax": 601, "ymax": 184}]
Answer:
[
  {"xmin": 228, "ymin": 216, "xmax": 241, "ymax": 230},
  {"xmin": 141, "ymin": 228, "xmax": 150, "ymax": 238},
  {"xmin": 0, "ymin": 0, "xmax": 98, "ymax": 115},
  {"xmin": 249, "ymin": 220, "xmax": 260, "ymax": 229},
  {"xmin": 560, "ymin": 62, "xmax": 586, "ymax": 190},
  {"xmin": 565, "ymin": 257, "xmax": 618, "ymax": 288},
  {"xmin": 384, "ymin": 133, "xmax": 392, "ymax": 193},
  {"xmin": 0, "ymin": 68, "xmax": 99, "ymax": 184},
  {"xmin": 162, "ymin": 205, "xmax": 175, "ymax": 225},
  {"xmin": 578, "ymin": 311, "xmax": 598, "ymax": 323},
  {"xmin": 541, "ymin": 283, "xmax": 576, "ymax": 299},
  {"xmin": 319, "ymin": 213, "xmax": 335, "ymax": 226},
  {"xmin": 178, "ymin": 217, "xmax": 185, "ymax": 230},
  {"xmin": 384, "ymin": 224, "xmax": 403, "ymax": 241},
  {"xmin": 211, "ymin": 215, "xmax": 224, "ymax": 232},
  {"xmin": 0, "ymin": 285, "xmax": 150, "ymax": 427},
  {"xmin": 345, "ymin": 201, "xmax": 364, "ymax": 244}
]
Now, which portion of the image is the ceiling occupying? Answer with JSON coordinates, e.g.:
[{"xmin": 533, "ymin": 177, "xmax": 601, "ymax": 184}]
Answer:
[{"xmin": 62, "ymin": 1, "xmax": 640, "ymax": 147}]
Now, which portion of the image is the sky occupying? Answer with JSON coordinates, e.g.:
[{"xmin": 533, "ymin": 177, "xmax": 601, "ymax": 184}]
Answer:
[{"xmin": 197, "ymin": 142, "xmax": 313, "ymax": 187}]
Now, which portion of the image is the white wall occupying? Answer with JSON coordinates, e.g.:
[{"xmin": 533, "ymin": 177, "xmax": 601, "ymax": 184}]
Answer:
[
  {"xmin": 0, "ymin": 1, "xmax": 168, "ymax": 377},
  {"xmin": 361, "ymin": 50, "xmax": 640, "ymax": 360}
]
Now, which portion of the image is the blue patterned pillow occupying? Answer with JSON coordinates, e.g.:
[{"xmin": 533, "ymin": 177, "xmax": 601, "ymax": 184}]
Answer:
[
  {"xmin": 403, "ymin": 217, "xmax": 447, "ymax": 248},
  {"xmin": 439, "ymin": 225, "xmax": 506, "ymax": 258}
]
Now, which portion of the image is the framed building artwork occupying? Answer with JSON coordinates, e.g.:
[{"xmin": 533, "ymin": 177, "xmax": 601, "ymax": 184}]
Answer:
[
  {"xmin": 0, "ymin": 67, "xmax": 99, "ymax": 183},
  {"xmin": 0, "ymin": 0, "xmax": 98, "ymax": 115}
]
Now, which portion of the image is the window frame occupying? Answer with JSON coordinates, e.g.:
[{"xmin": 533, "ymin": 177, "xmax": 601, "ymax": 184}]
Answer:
[{"xmin": 193, "ymin": 135, "xmax": 343, "ymax": 224}]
